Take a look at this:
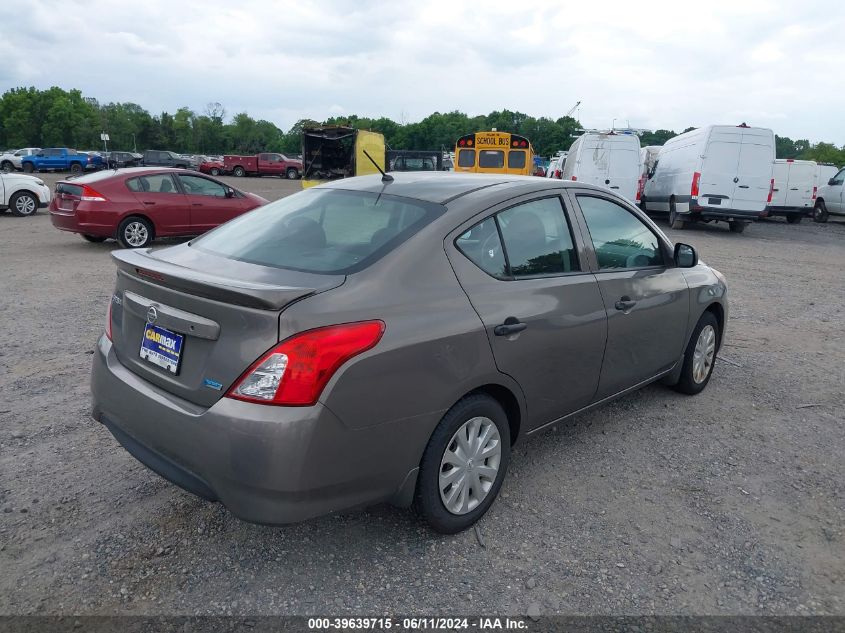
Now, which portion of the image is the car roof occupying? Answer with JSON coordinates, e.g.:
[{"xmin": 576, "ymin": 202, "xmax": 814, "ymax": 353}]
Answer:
[{"xmin": 58, "ymin": 167, "xmax": 195, "ymax": 184}]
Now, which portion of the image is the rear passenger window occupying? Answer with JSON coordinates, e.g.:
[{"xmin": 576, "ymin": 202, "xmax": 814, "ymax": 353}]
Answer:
[
  {"xmin": 456, "ymin": 197, "xmax": 580, "ymax": 279},
  {"xmin": 126, "ymin": 174, "xmax": 177, "ymax": 194},
  {"xmin": 507, "ymin": 151, "xmax": 526, "ymax": 169},
  {"xmin": 458, "ymin": 149, "xmax": 475, "ymax": 168},
  {"xmin": 577, "ymin": 196, "xmax": 663, "ymax": 270},
  {"xmin": 497, "ymin": 198, "xmax": 579, "ymax": 276},
  {"xmin": 456, "ymin": 218, "xmax": 508, "ymax": 279}
]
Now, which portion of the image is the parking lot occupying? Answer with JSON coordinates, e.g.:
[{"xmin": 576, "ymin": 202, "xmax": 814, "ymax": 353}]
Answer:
[{"xmin": 1, "ymin": 172, "xmax": 844, "ymax": 617}]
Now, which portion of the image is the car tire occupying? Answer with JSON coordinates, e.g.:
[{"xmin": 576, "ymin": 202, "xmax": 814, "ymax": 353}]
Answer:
[
  {"xmin": 233, "ymin": 166, "xmax": 245, "ymax": 177},
  {"xmin": 669, "ymin": 201, "xmax": 686, "ymax": 230},
  {"xmin": 286, "ymin": 167, "xmax": 299, "ymax": 180},
  {"xmin": 117, "ymin": 216, "xmax": 154, "ymax": 249},
  {"xmin": 22, "ymin": 163, "xmax": 34, "ymax": 173},
  {"xmin": 728, "ymin": 221, "xmax": 746, "ymax": 233},
  {"xmin": 70, "ymin": 163, "xmax": 83, "ymax": 175},
  {"xmin": 210, "ymin": 168, "xmax": 220, "ymax": 176},
  {"xmin": 1, "ymin": 161, "xmax": 14, "ymax": 172},
  {"xmin": 9, "ymin": 191, "xmax": 39, "ymax": 217},
  {"xmin": 813, "ymin": 201, "xmax": 829, "ymax": 223},
  {"xmin": 82, "ymin": 234, "xmax": 107, "ymax": 243},
  {"xmin": 673, "ymin": 311, "xmax": 719, "ymax": 396},
  {"xmin": 415, "ymin": 394, "xmax": 511, "ymax": 534},
  {"xmin": 786, "ymin": 213, "xmax": 802, "ymax": 224}
]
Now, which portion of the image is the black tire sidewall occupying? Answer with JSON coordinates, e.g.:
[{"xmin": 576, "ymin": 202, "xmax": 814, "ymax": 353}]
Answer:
[
  {"xmin": 415, "ymin": 394, "xmax": 511, "ymax": 534},
  {"xmin": 674, "ymin": 311, "xmax": 720, "ymax": 395},
  {"xmin": 10, "ymin": 192, "xmax": 37, "ymax": 216},
  {"xmin": 287, "ymin": 168, "xmax": 298, "ymax": 179},
  {"xmin": 117, "ymin": 217, "xmax": 153, "ymax": 248},
  {"xmin": 813, "ymin": 203, "xmax": 828, "ymax": 223}
]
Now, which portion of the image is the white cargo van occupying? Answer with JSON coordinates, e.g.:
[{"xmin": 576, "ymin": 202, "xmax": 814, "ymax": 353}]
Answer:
[
  {"xmin": 561, "ymin": 132, "xmax": 641, "ymax": 202},
  {"xmin": 768, "ymin": 159, "xmax": 817, "ymax": 223},
  {"xmin": 643, "ymin": 125, "xmax": 775, "ymax": 233},
  {"xmin": 813, "ymin": 165, "xmax": 845, "ymax": 223}
]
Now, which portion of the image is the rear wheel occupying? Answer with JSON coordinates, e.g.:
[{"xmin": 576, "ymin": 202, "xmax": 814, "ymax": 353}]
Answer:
[
  {"xmin": 210, "ymin": 168, "xmax": 220, "ymax": 176},
  {"xmin": 729, "ymin": 221, "xmax": 746, "ymax": 233},
  {"xmin": 9, "ymin": 191, "xmax": 38, "ymax": 217},
  {"xmin": 786, "ymin": 213, "xmax": 802, "ymax": 224},
  {"xmin": 673, "ymin": 311, "xmax": 719, "ymax": 395},
  {"xmin": 669, "ymin": 200, "xmax": 686, "ymax": 229},
  {"xmin": 82, "ymin": 234, "xmax": 107, "ymax": 243},
  {"xmin": 233, "ymin": 166, "xmax": 245, "ymax": 177},
  {"xmin": 118, "ymin": 216, "xmax": 154, "ymax": 248},
  {"xmin": 22, "ymin": 162, "xmax": 34, "ymax": 173},
  {"xmin": 1, "ymin": 161, "xmax": 14, "ymax": 172},
  {"xmin": 415, "ymin": 394, "xmax": 510, "ymax": 533},
  {"xmin": 70, "ymin": 163, "xmax": 83, "ymax": 175},
  {"xmin": 286, "ymin": 167, "xmax": 299, "ymax": 180},
  {"xmin": 813, "ymin": 201, "xmax": 829, "ymax": 223}
]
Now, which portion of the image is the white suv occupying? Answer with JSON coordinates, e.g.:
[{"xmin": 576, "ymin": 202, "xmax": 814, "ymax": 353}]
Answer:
[
  {"xmin": 0, "ymin": 172, "xmax": 51, "ymax": 216},
  {"xmin": 0, "ymin": 148, "xmax": 42, "ymax": 172}
]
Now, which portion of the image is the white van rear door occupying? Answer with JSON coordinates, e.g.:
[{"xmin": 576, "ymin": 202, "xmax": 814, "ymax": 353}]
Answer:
[
  {"xmin": 785, "ymin": 162, "xmax": 816, "ymax": 208},
  {"xmin": 608, "ymin": 144, "xmax": 640, "ymax": 202},
  {"xmin": 770, "ymin": 162, "xmax": 789, "ymax": 207},
  {"xmin": 581, "ymin": 138, "xmax": 610, "ymax": 186},
  {"xmin": 701, "ymin": 139, "xmax": 741, "ymax": 207},
  {"xmin": 733, "ymin": 131, "xmax": 774, "ymax": 212}
]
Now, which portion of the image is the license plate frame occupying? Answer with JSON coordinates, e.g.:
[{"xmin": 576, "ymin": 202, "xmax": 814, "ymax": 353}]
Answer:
[
  {"xmin": 708, "ymin": 197, "xmax": 722, "ymax": 205},
  {"xmin": 139, "ymin": 323, "xmax": 184, "ymax": 375}
]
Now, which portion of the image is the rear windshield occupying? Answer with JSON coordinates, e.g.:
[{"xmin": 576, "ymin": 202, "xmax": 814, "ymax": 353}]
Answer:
[
  {"xmin": 192, "ymin": 189, "xmax": 444, "ymax": 274},
  {"xmin": 56, "ymin": 183, "xmax": 83, "ymax": 196}
]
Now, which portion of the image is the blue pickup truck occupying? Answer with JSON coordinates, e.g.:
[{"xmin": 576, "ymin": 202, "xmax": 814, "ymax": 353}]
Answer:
[{"xmin": 21, "ymin": 148, "xmax": 104, "ymax": 175}]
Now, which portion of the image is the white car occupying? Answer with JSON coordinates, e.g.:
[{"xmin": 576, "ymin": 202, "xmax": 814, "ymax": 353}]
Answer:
[
  {"xmin": 0, "ymin": 148, "xmax": 42, "ymax": 172},
  {"xmin": 0, "ymin": 172, "xmax": 52, "ymax": 216}
]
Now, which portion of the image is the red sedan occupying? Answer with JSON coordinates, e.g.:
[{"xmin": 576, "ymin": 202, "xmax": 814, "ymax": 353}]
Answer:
[
  {"xmin": 198, "ymin": 156, "xmax": 225, "ymax": 176},
  {"xmin": 49, "ymin": 167, "xmax": 268, "ymax": 248}
]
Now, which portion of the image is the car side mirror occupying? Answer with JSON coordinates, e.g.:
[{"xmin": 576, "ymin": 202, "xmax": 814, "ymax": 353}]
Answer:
[
  {"xmin": 674, "ymin": 243, "xmax": 698, "ymax": 268},
  {"xmin": 225, "ymin": 187, "xmax": 235, "ymax": 198},
  {"xmin": 829, "ymin": 178, "xmax": 837, "ymax": 186},
  {"xmin": 37, "ymin": 153, "xmax": 45, "ymax": 157}
]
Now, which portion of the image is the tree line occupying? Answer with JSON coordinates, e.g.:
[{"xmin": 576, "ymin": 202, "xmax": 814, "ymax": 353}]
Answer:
[{"xmin": 1, "ymin": 86, "xmax": 843, "ymax": 164}]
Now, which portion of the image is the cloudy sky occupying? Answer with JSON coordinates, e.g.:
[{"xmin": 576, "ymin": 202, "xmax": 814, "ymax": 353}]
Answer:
[{"xmin": 2, "ymin": 0, "xmax": 844, "ymax": 144}]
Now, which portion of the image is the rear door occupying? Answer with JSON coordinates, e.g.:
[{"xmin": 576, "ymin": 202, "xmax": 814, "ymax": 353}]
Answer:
[
  {"xmin": 607, "ymin": 140, "xmax": 640, "ymax": 202},
  {"xmin": 733, "ymin": 130, "xmax": 774, "ymax": 212},
  {"xmin": 126, "ymin": 173, "xmax": 191, "ymax": 234},
  {"xmin": 785, "ymin": 162, "xmax": 817, "ymax": 209},
  {"xmin": 447, "ymin": 193, "xmax": 607, "ymax": 429},
  {"xmin": 570, "ymin": 191, "xmax": 689, "ymax": 399},
  {"xmin": 177, "ymin": 173, "xmax": 245, "ymax": 232},
  {"xmin": 580, "ymin": 137, "xmax": 610, "ymax": 188},
  {"xmin": 700, "ymin": 134, "xmax": 741, "ymax": 207}
]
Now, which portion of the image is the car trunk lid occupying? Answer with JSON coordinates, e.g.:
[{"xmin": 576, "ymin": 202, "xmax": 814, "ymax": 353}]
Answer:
[{"xmin": 109, "ymin": 245, "xmax": 344, "ymax": 407}]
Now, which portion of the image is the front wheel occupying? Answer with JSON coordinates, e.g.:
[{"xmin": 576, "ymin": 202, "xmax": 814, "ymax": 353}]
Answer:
[
  {"xmin": 9, "ymin": 191, "xmax": 38, "ymax": 217},
  {"xmin": 286, "ymin": 167, "xmax": 299, "ymax": 180},
  {"xmin": 673, "ymin": 311, "xmax": 720, "ymax": 395},
  {"xmin": 415, "ymin": 394, "xmax": 511, "ymax": 533},
  {"xmin": 813, "ymin": 201, "xmax": 829, "ymax": 223},
  {"xmin": 786, "ymin": 213, "xmax": 802, "ymax": 224},
  {"xmin": 22, "ymin": 162, "xmax": 34, "ymax": 173},
  {"xmin": 117, "ymin": 216, "xmax": 154, "ymax": 248},
  {"xmin": 210, "ymin": 168, "xmax": 220, "ymax": 176},
  {"xmin": 729, "ymin": 221, "xmax": 746, "ymax": 233}
]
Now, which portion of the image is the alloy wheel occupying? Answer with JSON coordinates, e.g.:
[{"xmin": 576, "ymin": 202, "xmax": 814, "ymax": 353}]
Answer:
[
  {"xmin": 15, "ymin": 194, "xmax": 37, "ymax": 216},
  {"xmin": 124, "ymin": 221, "xmax": 149, "ymax": 247}
]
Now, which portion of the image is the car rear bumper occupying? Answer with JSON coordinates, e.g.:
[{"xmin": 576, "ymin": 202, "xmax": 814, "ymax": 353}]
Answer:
[
  {"xmin": 90, "ymin": 336, "xmax": 421, "ymax": 524},
  {"xmin": 49, "ymin": 208, "xmax": 114, "ymax": 237}
]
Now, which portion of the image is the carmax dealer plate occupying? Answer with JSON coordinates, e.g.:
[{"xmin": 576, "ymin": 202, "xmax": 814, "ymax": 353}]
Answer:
[{"xmin": 140, "ymin": 323, "xmax": 184, "ymax": 375}]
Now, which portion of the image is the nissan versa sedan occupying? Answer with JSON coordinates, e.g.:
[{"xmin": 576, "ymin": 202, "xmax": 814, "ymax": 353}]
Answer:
[
  {"xmin": 50, "ymin": 167, "xmax": 268, "ymax": 248},
  {"xmin": 91, "ymin": 173, "xmax": 727, "ymax": 533}
]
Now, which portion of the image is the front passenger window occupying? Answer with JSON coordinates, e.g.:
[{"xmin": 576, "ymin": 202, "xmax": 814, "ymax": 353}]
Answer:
[{"xmin": 577, "ymin": 196, "xmax": 663, "ymax": 270}]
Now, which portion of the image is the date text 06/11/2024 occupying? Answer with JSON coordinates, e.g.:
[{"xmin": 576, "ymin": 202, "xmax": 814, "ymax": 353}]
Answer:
[{"xmin": 307, "ymin": 617, "xmax": 529, "ymax": 630}]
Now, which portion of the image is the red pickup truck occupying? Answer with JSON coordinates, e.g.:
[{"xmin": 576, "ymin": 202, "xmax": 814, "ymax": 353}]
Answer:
[{"xmin": 223, "ymin": 153, "xmax": 303, "ymax": 179}]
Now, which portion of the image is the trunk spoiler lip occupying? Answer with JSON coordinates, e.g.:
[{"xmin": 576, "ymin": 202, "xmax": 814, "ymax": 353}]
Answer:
[{"xmin": 111, "ymin": 249, "xmax": 326, "ymax": 311}]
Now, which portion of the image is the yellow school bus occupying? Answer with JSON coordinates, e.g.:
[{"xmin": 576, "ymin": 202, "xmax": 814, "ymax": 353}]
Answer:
[{"xmin": 454, "ymin": 131, "xmax": 535, "ymax": 175}]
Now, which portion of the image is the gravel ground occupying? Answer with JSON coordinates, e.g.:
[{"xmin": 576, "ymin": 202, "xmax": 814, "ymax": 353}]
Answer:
[{"xmin": 1, "ymin": 172, "xmax": 844, "ymax": 617}]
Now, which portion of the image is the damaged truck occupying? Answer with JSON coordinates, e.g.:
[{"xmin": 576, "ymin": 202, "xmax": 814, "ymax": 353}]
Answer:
[{"xmin": 301, "ymin": 126, "xmax": 387, "ymax": 188}]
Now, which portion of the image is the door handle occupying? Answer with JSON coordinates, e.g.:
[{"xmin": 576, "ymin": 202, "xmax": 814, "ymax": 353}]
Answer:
[
  {"xmin": 789, "ymin": 187, "xmax": 799, "ymax": 190},
  {"xmin": 615, "ymin": 296, "xmax": 637, "ymax": 311},
  {"xmin": 610, "ymin": 186, "xmax": 620, "ymax": 189},
  {"xmin": 192, "ymin": 203, "xmax": 203, "ymax": 206},
  {"xmin": 494, "ymin": 317, "xmax": 527, "ymax": 337},
  {"xmin": 737, "ymin": 185, "xmax": 750, "ymax": 189},
  {"xmin": 142, "ymin": 201, "xmax": 156, "ymax": 205}
]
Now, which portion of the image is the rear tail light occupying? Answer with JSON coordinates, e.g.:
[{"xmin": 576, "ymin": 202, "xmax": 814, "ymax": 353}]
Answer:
[
  {"xmin": 691, "ymin": 171, "xmax": 701, "ymax": 198},
  {"xmin": 227, "ymin": 320, "xmax": 385, "ymax": 406},
  {"xmin": 812, "ymin": 186, "xmax": 817, "ymax": 200},
  {"xmin": 554, "ymin": 169, "xmax": 561, "ymax": 179},
  {"xmin": 81, "ymin": 185, "xmax": 107, "ymax": 202},
  {"xmin": 571, "ymin": 175, "xmax": 577, "ymax": 181},
  {"xmin": 767, "ymin": 178, "xmax": 774, "ymax": 204},
  {"xmin": 636, "ymin": 177, "xmax": 644, "ymax": 201}
]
